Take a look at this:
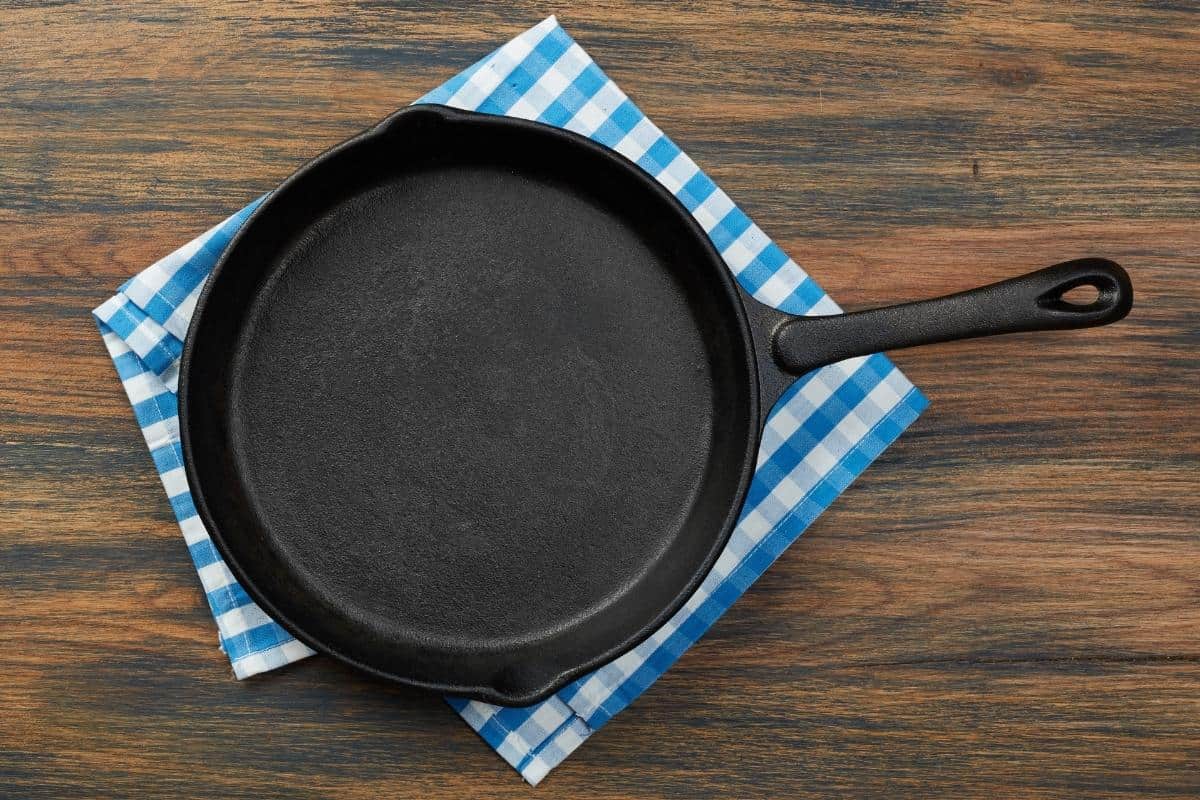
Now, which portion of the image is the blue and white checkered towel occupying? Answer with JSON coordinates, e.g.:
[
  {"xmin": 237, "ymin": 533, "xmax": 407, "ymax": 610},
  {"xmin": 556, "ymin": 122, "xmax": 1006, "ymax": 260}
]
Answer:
[{"xmin": 93, "ymin": 16, "xmax": 927, "ymax": 785}]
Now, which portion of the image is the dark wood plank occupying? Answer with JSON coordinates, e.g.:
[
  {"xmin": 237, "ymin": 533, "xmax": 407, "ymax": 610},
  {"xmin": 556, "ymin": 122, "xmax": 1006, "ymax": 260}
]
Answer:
[{"xmin": 1, "ymin": 1, "xmax": 1197, "ymax": 797}]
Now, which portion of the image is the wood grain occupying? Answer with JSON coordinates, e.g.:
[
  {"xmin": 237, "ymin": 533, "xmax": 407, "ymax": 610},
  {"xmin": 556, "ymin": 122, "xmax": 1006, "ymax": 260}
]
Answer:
[{"xmin": 1, "ymin": 1, "xmax": 1197, "ymax": 797}]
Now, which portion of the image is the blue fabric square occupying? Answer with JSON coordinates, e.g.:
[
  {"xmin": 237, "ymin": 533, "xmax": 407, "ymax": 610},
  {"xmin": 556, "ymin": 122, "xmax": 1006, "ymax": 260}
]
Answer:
[{"xmin": 92, "ymin": 16, "xmax": 926, "ymax": 786}]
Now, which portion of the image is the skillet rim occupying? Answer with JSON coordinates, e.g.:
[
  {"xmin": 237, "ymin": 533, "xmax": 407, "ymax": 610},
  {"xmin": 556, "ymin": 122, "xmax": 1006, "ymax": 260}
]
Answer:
[{"xmin": 179, "ymin": 103, "xmax": 764, "ymax": 705}]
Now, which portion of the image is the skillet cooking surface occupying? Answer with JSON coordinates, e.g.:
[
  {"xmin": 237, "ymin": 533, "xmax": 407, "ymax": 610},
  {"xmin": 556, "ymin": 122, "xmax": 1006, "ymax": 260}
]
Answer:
[{"xmin": 181, "ymin": 106, "xmax": 761, "ymax": 704}]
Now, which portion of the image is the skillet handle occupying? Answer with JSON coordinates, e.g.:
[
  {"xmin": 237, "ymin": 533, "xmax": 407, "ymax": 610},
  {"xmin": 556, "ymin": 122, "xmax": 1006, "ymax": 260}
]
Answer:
[{"xmin": 772, "ymin": 258, "xmax": 1133, "ymax": 376}]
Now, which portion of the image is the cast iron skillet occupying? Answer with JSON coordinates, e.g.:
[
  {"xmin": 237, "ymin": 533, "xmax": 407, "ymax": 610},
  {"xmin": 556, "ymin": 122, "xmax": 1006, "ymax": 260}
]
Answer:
[{"xmin": 180, "ymin": 105, "xmax": 1132, "ymax": 705}]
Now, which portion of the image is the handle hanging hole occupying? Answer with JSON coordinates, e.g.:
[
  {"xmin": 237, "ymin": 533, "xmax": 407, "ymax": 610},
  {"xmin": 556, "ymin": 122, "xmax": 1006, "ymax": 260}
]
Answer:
[
  {"xmin": 1061, "ymin": 283, "xmax": 1101, "ymax": 306},
  {"xmin": 1039, "ymin": 273, "xmax": 1119, "ymax": 315}
]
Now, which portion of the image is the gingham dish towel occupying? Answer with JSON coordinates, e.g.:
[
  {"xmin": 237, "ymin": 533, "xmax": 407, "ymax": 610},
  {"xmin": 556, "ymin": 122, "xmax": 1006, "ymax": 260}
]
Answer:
[{"xmin": 93, "ymin": 16, "xmax": 928, "ymax": 785}]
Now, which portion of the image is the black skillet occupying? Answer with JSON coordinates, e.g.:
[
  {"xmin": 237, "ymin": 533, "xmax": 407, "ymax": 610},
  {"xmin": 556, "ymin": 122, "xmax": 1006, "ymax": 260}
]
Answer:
[{"xmin": 180, "ymin": 105, "xmax": 1132, "ymax": 705}]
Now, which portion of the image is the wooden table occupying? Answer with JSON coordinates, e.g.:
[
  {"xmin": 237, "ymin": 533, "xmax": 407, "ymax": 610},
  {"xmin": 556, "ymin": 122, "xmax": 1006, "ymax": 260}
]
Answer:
[{"xmin": 3, "ymin": 2, "xmax": 1197, "ymax": 797}]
